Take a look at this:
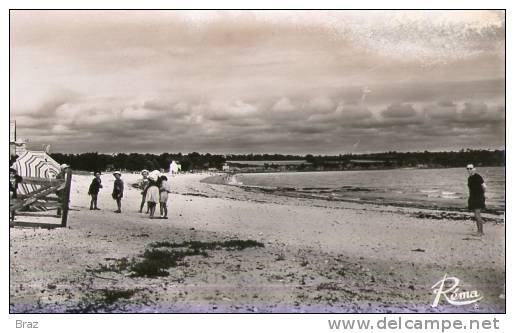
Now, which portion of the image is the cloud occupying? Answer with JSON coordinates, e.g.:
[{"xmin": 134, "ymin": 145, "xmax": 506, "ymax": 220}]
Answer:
[
  {"xmin": 13, "ymin": 90, "xmax": 505, "ymax": 154},
  {"xmin": 462, "ymin": 102, "xmax": 488, "ymax": 118},
  {"xmin": 10, "ymin": 11, "xmax": 505, "ymax": 153},
  {"xmin": 307, "ymin": 97, "xmax": 335, "ymax": 113},
  {"xmin": 457, "ymin": 103, "xmax": 505, "ymax": 126},
  {"xmin": 271, "ymin": 97, "xmax": 296, "ymax": 113},
  {"xmin": 423, "ymin": 101, "xmax": 459, "ymax": 121},
  {"xmin": 202, "ymin": 100, "xmax": 259, "ymax": 121},
  {"xmin": 382, "ymin": 103, "xmax": 417, "ymax": 118}
]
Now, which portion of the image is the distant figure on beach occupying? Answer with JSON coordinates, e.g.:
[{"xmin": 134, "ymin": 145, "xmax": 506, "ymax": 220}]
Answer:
[
  {"xmin": 145, "ymin": 172, "xmax": 160, "ymax": 219},
  {"xmin": 112, "ymin": 171, "xmax": 124, "ymax": 213},
  {"xmin": 56, "ymin": 164, "xmax": 70, "ymax": 217},
  {"xmin": 467, "ymin": 164, "xmax": 486, "ymax": 236},
  {"xmin": 88, "ymin": 171, "xmax": 103, "ymax": 210},
  {"xmin": 159, "ymin": 175, "xmax": 171, "ymax": 219},
  {"xmin": 138, "ymin": 169, "xmax": 150, "ymax": 213},
  {"xmin": 9, "ymin": 167, "xmax": 23, "ymax": 199},
  {"xmin": 9, "ymin": 167, "xmax": 23, "ymax": 222}
]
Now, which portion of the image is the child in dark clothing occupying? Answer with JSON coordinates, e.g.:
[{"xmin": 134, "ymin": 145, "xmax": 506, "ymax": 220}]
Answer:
[
  {"xmin": 112, "ymin": 171, "xmax": 124, "ymax": 213},
  {"xmin": 88, "ymin": 171, "xmax": 103, "ymax": 210}
]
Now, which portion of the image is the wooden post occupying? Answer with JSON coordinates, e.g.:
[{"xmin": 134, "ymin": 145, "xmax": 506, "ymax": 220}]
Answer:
[{"xmin": 61, "ymin": 169, "xmax": 73, "ymax": 227}]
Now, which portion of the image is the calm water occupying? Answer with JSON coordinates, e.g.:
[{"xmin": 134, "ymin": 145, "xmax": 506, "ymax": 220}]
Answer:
[{"xmin": 230, "ymin": 167, "xmax": 505, "ymax": 211}]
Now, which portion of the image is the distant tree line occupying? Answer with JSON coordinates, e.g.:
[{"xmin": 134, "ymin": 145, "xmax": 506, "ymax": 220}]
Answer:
[
  {"xmin": 225, "ymin": 154, "xmax": 305, "ymax": 161},
  {"xmin": 49, "ymin": 149, "xmax": 504, "ymax": 172},
  {"xmin": 49, "ymin": 152, "xmax": 225, "ymax": 172},
  {"xmin": 304, "ymin": 149, "xmax": 505, "ymax": 169}
]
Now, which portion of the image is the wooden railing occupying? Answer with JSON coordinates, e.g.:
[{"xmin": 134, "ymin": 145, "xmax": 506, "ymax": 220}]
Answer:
[{"xmin": 10, "ymin": 169, "xmax": 72, "ymax": 228}]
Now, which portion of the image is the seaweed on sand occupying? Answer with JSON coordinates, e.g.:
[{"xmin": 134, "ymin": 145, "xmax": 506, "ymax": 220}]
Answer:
[
  {"xmin": 99, "ymin": 289, "xmax": 137, "ymax": 305},
  {"xmin": 130, "ymin": 248, "xmax": 208, "ymax": 278},
  {"xmin": 150, "ymin": 239, "xmax": 264, "ymax": 251},
  {"xmin": 87, "ymin": 257, "xmax": 133, "ymax": 274},
  {"xmin": 90, "ymin": 239, "xmax": 265, "ymax": 279},
  {"xmin": 67, "ymin": 288, "xmax": 142, "ymax": 313}
]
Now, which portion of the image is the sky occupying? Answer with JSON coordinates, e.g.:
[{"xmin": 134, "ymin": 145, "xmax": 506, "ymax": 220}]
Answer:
[{"xmin": 10, "ymin": 10, "xmax": 505, "ymax": 154}]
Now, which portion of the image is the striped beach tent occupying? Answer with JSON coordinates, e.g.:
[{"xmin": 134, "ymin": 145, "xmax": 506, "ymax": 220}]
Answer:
[{"xmin": 12, "ymin": 151, "xmax": 61, "ymax": 196}]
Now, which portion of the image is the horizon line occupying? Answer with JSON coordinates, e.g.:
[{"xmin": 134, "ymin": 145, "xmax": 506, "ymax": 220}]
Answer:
[{"xmin": 47, "ymin": 148, "xmax": 506, "ymax": 156}]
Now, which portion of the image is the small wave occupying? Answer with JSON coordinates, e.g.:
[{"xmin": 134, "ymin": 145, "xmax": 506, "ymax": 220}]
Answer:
[
  {"xmin": 226, "ymin": 175, "xmax": 243, "ymax": 186},
  {"xmin": 442, "ymin": 195, "xmax": 460, "ymax": 199},
  {"xmin": 340, "ymin": 186, "xmax": 373, "ymax": 192},
  {"xmin": 441, "ymin": 192, "xmax": 462, "ymax": 199}
]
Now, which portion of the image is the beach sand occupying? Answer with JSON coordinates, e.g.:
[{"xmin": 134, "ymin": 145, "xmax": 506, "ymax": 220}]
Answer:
[{"xmin": 9, "ymin": 173, "xmax": 505, "ymax": 313}]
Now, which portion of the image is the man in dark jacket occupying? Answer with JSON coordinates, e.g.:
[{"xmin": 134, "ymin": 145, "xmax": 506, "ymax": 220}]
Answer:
[
  {"xmin": 88, "ymin": 171, "xmax": 103, "ymax": 210},
  {"xmin": 467, "ymin": 164, "xmax": 487, "ymax": 236}
]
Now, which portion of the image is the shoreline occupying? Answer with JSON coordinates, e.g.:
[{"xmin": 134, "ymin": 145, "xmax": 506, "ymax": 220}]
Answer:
[
  {"xmin": 200, "ymin": 174, "xmax": 505, "ymax": 217},
  {"xmin": 10, "ymin": 173, "xmax": 505, "ymax": 313}
]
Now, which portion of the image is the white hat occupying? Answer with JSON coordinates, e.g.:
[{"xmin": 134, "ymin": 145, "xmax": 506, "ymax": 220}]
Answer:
[
  {"xmin": 149, "ymin": 170, "xmax": 161, "ymax": 178},
  {"xmin": 113, "ymin": 171, "xmax": 122, "ymax": 176},
  {"xmin": 141, "ymin": 169, "xmax": 149, "ymax": 175},
  {"xmin": 60, "ymin": 164, "xmax": 70, "ymax": 169},
  {"xmin": 466, "ymin": 164, "xmax": 475, "ymax": 169}
]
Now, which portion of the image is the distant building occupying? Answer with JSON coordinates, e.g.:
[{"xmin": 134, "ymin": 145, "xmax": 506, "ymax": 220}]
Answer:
[
  {"xmin": 225, "ymin": 160, "xmax": 311, "ymax": 172},
  {"xmin": 347, "ymin": 159, "xmax": 387, "ymax": 168},
  {"xmin": 222, "ymin": 163, "xmax": 230, "ymax": 171}
]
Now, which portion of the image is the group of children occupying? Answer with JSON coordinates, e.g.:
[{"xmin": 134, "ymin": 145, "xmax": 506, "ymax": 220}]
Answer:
[
  {"xmin": 137, "ymin": 169, "xmax": 171, "ymax": 219},
  {"xmin": 87, "ymin": 169, "xmax": 171, "ymax": 219}
]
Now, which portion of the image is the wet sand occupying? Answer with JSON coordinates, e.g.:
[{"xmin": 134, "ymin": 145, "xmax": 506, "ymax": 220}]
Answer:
[{"xmin": 9, "ymin": 173, "xmax": 505, "ymax": 313}]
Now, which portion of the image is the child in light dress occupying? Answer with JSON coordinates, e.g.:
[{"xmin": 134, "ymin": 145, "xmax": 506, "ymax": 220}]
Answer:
[
  {"xmin": 145, "ymin": 171, "xmax": 160, "ymax": 219},
  {"xmin": 159, "ymin": 176, "xmax": 171, "ymax": 219}
]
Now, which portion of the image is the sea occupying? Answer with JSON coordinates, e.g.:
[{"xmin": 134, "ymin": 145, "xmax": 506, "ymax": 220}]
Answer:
[{"xmin": 224, "ymin": 167, "xmax": 505, "ymax": 212}]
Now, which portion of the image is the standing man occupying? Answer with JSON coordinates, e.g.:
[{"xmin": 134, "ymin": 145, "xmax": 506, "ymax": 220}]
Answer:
[
  {"xmin": 88, "ymin": 171, "xmax": 103, "ymax": 210},
  {"xmin": 467, "ymin": 164, "xmax": 486, "ymax": 236},
  {"xmin": 112, "ymin": 171, "xmax": 124, "ymax": 213}
]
